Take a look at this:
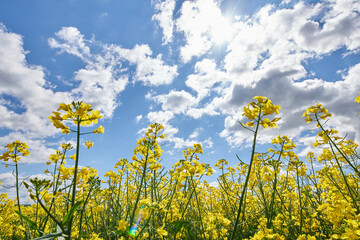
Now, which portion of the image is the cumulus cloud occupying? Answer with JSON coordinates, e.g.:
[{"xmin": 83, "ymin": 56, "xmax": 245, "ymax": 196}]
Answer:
[
  {"xmin": 48, "ymin": 26, "xmax": 91, "ymax": 61},
  {"xmin": 0, "ymin": 23, "xmax": 179, "ymax": 166},
  {"xmin": 72, "ymin": 67, "xmax": 127, "ymax": 118},
  {"xmin": 224, "ymin": 3, "xmax": 320, "ymax": 75},
  {"xmin": 150, "ymin": 89, "xmax": 197, "ymax": 114},
  {"xmin": 203, "ymin": 137, "xmax": 213, "ymax": 148},
  {"xmin": 147, "ymin": 110, "xmax": 174, "ymax": 125},
  {"xmin": 49, "ymin": 27, "xmax": 178, "ymax": 117},
  {"xmin": 152, "ymin": 0, "xmax": 176, "ymax": 45},
  {"xmin": 296, "ymin": 0, "xmax": 360, "ymax": 53},
  {"xmin": 108, "ymin": 44, "xmax": 178, "ymax": 86},
  {"xmin": 186, "ymin": 102, "xmax": 219, "ymax": 119},
  {"xmin": 0, "ymin": 25, "xmax": 71, "ymax": 127},
  {"xmin": 49, "ymin": 27, "xmax": 129, "ymax": 117},
  {"xmin": 0, "ymin": 24, "xmax": 74, "ymax": 164},
  {"xmin": 185, "ymin": 59, "xmax": 230, "ymax": 100},
  {"xmin": 189, "ymin": 127, "xmax": 203, "ymax": 139}
]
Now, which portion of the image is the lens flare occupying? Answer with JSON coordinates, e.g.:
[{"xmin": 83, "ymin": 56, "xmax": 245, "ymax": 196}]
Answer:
[
  {"xmin": 128, "ymin": 207, "xmax": 144, "ymax": 237},
  {"xmin": 128, "ymin": 226, "xmax": 138, "ymax": 238}
]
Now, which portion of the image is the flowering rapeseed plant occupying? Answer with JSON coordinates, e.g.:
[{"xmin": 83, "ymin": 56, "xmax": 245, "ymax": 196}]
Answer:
[
  {"xmin": 0, "ymin": 141, "xmax": 30, "ymax": 238},
  {"xmin": 0, "ymin": 95, "xmax": 360, "ymax": 239}
]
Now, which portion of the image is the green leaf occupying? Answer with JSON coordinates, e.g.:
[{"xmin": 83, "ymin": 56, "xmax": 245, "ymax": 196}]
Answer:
[
  {"xmin": 61, "ymin": 201, "xmax": 83, "ymax": 225},
  {"xmin": 15, "ymin": 211, "xmax": 38, "ymax": 231}
]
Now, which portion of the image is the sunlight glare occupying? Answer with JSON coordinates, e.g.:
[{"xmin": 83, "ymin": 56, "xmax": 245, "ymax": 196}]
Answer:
[
  {"xmin": 202, "ymin": 11, "xmax": 234, "ymax": 45},
  {"xmin": 211, "ymin": 17, "xmax": 234, "ymax": 44}
]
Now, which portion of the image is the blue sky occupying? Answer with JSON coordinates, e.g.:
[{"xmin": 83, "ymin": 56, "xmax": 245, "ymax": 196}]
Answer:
[{"xmin": 1, "ymin": 0, "xmax": 360, "ymax": 199}]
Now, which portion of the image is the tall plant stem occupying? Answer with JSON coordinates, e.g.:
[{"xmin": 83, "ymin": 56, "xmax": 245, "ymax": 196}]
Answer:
[
  {"xmin": 15, "ymin": 156, "xmax": 29, "ymax": 239},
  {"xmin": 129, "ymin": 141, "xmax": 150, "ymax": 229},
  {"xmin": 230, "ymin": 110, "xmax": 261, "ymax": 240},
  {"xmin": 67, "ymin": 119, "xmax": 81, "ymax": 240},
  {"xmin": 315, "ymin": 114, "xmax": 360, "ymax": 178}
]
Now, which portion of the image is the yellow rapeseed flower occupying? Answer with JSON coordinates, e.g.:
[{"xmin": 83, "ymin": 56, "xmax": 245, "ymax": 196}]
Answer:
[
  {"xmin": 93, "ymin": 125, "xmax": 105, "ymax": 134},
  {"xmin": 85, "ymin": 140, "xmax": 94, "ymax": 149}
]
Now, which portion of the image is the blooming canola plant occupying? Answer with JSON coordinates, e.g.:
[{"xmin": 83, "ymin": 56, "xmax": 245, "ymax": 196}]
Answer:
[{"xmin": 0, "ymin": 95, "xmax": 360, "ymax": 239}]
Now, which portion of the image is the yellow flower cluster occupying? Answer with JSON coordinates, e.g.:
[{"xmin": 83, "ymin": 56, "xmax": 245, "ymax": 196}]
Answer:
[
  {"xmin": 0, "ymin": 140, "xmax": 30, "ymax": 163},
  {"xmin": 131, "ymin": 123, "xmax": 164, "ymax": 173},
  {"xmin": 0, "ymin": 193, "xmax": 26, "ymax": 239},
  {"xmin": 302, "ymin": 103, "xmax": 332, "ymax": 123},
  {"xmin": 241, "ymin": 96, "xmax": 281, "ymax": 128},
  {"xmin": 49, "ymin": 101, "xmax": 104, "ymax": 134}
]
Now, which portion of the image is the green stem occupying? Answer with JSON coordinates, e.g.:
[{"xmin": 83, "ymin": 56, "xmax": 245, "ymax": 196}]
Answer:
[
  {"xmin": 41, "ymin": 149, "xmax": 67, "ymax": 233},
  {"xmin": 230, "ymin": 110, "xmax": 261, "ymax": 240},
  {"xmin": 329, "ymin": 144, "xmax": 359, "ymax": 212},
  {"xmin": 67, "ymin": 119, "xmax": 81, "ymax": 240},
  {"xmin": 295, "ymin": 164, "xmax": 303, "ymax": 235},
  {"xmin": 15, "ymin": 158, "xmax": 29, "ymax": 240},
  {"xmin": 36, "ymin": 190, "xmax": 66, "ymax": 234},
  {"xmin": 129, "ymin": 141, "xmax": 151, "ymax": 230},
  {"xmin": 190, "ymin": 177, "xmax": 206, "ymax": 239},
  {"xmin": 78, "ymin": 184, "xmax": 94, "ymax": 239},
  {"xmin": 267, "ymin": 143, "xmax": 284, "ymax": 228},
  {"xmin": 315, "ymin": 114, "xmax": 360, "ymax": 178}
]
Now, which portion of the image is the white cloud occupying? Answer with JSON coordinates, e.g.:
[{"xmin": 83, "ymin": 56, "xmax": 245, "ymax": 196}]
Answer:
[
  {"xmin": 186, "ymin": 102, "xmax": 219, "ymax": 119},
  {"xmin": 49, "ymin": 27, "xmax": 130, "ymax": 118},
  {"xmin": 281, "ymin": 0, "xmax": 292, "ymax": 5},
  {"xmin": 72, "ymin": 67, "xmax": 127, "ymax": 118},
  {"xmin": 175, "ymin": 0, "xmax": 234, "ymax": 62},
  {"xmin": 189, "ymin": 127, "xmax": 203, "ymax": 139},
  {"xmin": 107, "ymin": 44, "xmax": 178, "ymax": 86},
  {"xmin": 99, "ymin": 12, "xmax": 108, "ymax": 18},
  {"xmin": 224, "ymin": 2, "xmax": 321, "ymax": 75},
  {"xmin": 147, "ymin": 110, "xmax": 174, "ymax": 125},
  {"xmin": 0, "ymin": 24, "xmax": 75, "ymax": 164},
  {"xmin": 171, "ymin": 136, "xmax": 198, "ymax": 149},
  {"xmin": 203, "ymin": 137, "xmax": 213, "ymax": 148},
  {"xmin": 185, "ymin": 59, "xmax": 229, "ymax": 100},
  {"xmin": 209, "ymin": 181, "xmax": 219, "ymax": 188},
  {"xmin": 0, "ymin": 25, "xmax": 72, "ymax": 129},
  {"xmin": 2, "ymin": 0, "xmax": 360, "ymax": 168},
  {"xmin": 151, "ymin": 89, "xmax": 197, "ymax": 114},
  {"xmin": 48, "ymin": 26, "xmax": 91, "ymax": 61},
  {"xmin": 136, "ymin": 115, "xmax": 143, "ymax": 123},
  {"xmin": 144, "ymin": 112, "xmax": 189, "ymax": 148},
  {"xmin": 0, "ymin": 172, "xmax": 51, "ymax": 204},
  {"xmin": 0, "ymin": 23, "xmax": 177, "ymax": 165},
  {"xmin": 50, "ymin": 28, "xmax": 178, "ymax": 117},
  {"xmin": 295, "ymin": 0, "xmax": 360, "ymax": 53},
  {"xmin": 152, "ymin": 0, "xmax": 176, "ymax": 45},
  {"xmin": 224, "ymin": 0, "xmax": 360, "ymax": 77}
]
